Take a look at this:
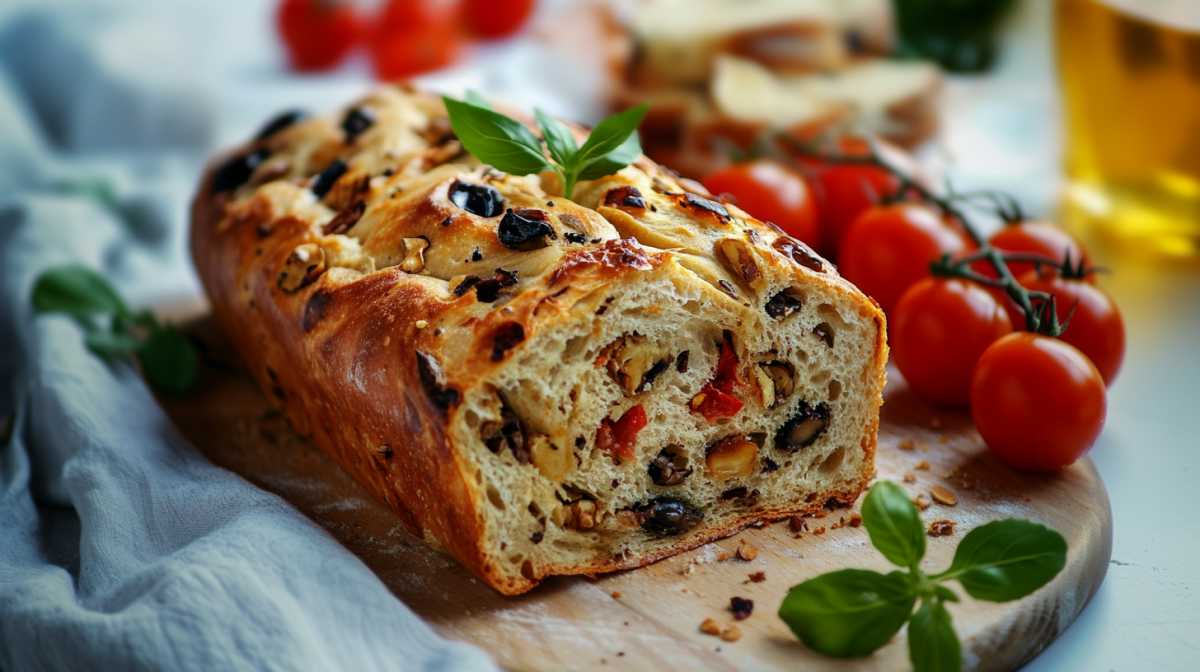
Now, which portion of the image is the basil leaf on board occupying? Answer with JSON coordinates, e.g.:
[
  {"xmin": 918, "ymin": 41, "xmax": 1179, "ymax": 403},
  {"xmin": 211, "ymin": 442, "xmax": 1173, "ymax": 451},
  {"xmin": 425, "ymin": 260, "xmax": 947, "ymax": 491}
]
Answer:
[
  {"xmin": 575, "ymin": 131, "xmax": 642, "ymax": 182},
  {"xmin": 32, "ymin": 266, "xmax": 128, "ymax": 317},
  {"xmin": 84, "ymin": 329, "xmax": 142, "ymax": 356},
  {"xmin": 861, "ymin": 480, "xmax": 927, "ymax": 568},
  {"xmin": 908, "ymin": 600, "xmax": 962, "ymax": 672},
  {"xmin": 465, "ymin": 90, "xmax": 493, "ymax": 110},
  {"xmin": 443, "ymin": 97, "xmax": 553, "ymax": 176},
  {"xmin": 779, "ymin": 569, "xmax": 917, "ymax": 658},
  {"xmin": 138, "ymin": 323, "xmax": 198, "ymax": 394},
  {"xmin": 934, "ymin": 519, "xmax": 1067, "ymax": 602},
  {"xmin": 572, "ymin": 103, "xmax": 648, "ymax": 168},
  {"xmin": 534, "ymin": 108, "xmax": 579, "ymax": 170}
]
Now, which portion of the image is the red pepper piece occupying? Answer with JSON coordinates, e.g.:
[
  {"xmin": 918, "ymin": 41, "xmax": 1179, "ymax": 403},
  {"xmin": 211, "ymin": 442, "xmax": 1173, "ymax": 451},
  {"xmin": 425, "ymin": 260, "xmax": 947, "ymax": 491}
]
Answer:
[
  {"xmin": 691, "ymin": 385, "xmax": 744, "ymax": 422},
  {"xmin": 596, "ymin": 405, "xmax": 648, "ymax": 462}
]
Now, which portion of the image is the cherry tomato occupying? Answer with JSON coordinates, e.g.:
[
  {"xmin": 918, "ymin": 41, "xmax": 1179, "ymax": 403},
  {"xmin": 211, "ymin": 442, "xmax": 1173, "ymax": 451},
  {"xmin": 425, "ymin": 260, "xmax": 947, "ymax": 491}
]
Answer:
[
  {"xmin": 703, "ymin": 161, "xmax": 820, "ymax": 247},
  {"xmin": 370, "ymin": 0, "xmax": 463, "ymax": 81},
  {"xmin": 971, "ymin": 333, "xmax": 1107, "ymax": 471},
  {"xmin": 1007, "ymin": 270, "xmax": 1125, "ymax": 385},
  {"xmin": 892, "ymin": 278, "xmax": 1012, "ymax": 407},
  {"xmin": 277, "ymin": 0, "xmax": 365, "ymax": 72},
  {"xmin": 596, "ymin": 405, "xmax": 647, "ymax": 462},
  {"xmin": 462, "ymin": 0, "xmax": 537, "ymax": 39},
  {"xmin": 801, "ymin": 137, "xmax": 901, "ymax": 260},
  {"xmin": 976, "ymin": 221, "xmax": 1093, "ymax": 283},
  {"xmin": 838, "ymin": 203, "xmax": 972, "ymax": 316}
]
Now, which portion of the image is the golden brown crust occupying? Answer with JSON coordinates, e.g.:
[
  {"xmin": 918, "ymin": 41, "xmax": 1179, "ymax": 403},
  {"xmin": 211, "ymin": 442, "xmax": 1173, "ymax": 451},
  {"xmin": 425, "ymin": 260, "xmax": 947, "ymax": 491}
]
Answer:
[{"xmin": 191, "ymin": 87, "xmax": 886, "ymax": 595}]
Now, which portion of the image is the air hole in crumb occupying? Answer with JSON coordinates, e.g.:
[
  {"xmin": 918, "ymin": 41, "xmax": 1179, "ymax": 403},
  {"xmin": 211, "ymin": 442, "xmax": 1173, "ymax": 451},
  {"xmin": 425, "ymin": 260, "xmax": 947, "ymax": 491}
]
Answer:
[
  {"xmin": 521, "ymin": 560, "xmax": 536, "ymax": 581},
  {"xmin": 474, "ymin": 470, "xmax": 483, "ymax": 484},
  {"xmin": 565, "ymin": 335, "xmax": 589, "ymax": 358},
  {"xmin": 748, "ymin": 432, "xmax": 767, "ymax": 448},
  {"xmin": 829, "ymin": 379, "xmax": 843, "ymax": 401},
  {"xmin": 464, "ymin": 409, "xmax": 480, "ymax": 428},
  {"xmin": 487, "ymin": 485, "xmax": 506, "ymax": 510},
  {"xmin": 508, "ymin": 554, "xmax": 524, "ymax": 565},
  {"xmin": 812, "ymin": 369, "xmax": 832, "ymax": 385},
  {"xmin": 819, "ymin": 446, "xmax": 846, "ymax": 474}
]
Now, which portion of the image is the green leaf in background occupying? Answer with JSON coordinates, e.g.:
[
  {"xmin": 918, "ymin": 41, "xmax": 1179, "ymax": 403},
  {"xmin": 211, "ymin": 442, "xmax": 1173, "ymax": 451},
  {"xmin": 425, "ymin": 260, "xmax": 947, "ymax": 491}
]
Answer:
[
  {"xmin": 779, "ymin": 569, "xmax": 917, "ymax": 658},
  {"xmin": 442, "ymin": 97, "xmax": 553, "ymax": 177},
  {"xmin": 32, "ymin": 266, "xmax": 128, "ymax": 317},
  {"xmin": 84, "ymin": 329, "xmax": 142, "ymax": 356},
  {"xmin": 908, "ymin": 600, "xmax": 962, "ymax": 672},
  {"xmin": 861, "ymin": 480, "xmax": 927, "ymax": 568},
  {"xmin": 575, "ymin": 131, "xmax": 642, "ymax": 182},
  {"xmin": 935, "ymin": 519, "xmax": 1068, "ymax": 602},
  {"xmin": 572, "ymin": 103, "xmax": 648, "ymax": 169},
  {"xmin": 464, "ymin": 90, "xmax": 493, "ymax": 110},
  {"xmin": 138, "ymin": 323, "xmax": 198, "ymax": 394},
  {"xmin": 534, "ymin": 108, "xmax": 579, "ymax": 170}
]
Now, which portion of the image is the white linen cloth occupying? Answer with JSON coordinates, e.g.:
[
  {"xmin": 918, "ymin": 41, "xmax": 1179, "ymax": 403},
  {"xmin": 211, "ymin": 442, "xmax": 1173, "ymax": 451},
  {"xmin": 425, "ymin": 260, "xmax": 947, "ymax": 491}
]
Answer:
[{"xmin": 0, "ymin": 0, "xmax": 601, "ymax": 668}]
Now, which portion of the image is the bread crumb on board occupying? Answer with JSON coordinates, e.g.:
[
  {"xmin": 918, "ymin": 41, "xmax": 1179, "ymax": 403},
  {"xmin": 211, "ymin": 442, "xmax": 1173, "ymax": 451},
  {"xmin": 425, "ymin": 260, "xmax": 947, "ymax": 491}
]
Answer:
[
  {"xmin": 928, "ymin": 520, "xmax": 956, "ymax": 537},
  {"xmin": 736, "ymin": 545, "xmax": 758, "ymax": 561}
]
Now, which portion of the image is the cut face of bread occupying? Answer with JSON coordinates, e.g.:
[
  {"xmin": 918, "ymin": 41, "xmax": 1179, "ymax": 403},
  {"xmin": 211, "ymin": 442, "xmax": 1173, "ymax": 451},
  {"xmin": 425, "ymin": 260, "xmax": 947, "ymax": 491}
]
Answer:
[{"xmin": 191, "ymin": 86, "xmax": 886, "ymax": 594}]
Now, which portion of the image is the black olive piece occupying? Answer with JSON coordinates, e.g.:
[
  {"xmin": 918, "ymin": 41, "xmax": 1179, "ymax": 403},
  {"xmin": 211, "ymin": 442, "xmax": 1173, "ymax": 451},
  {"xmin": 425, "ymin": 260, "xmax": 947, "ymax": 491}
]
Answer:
[
  {"xmin": 471, "ymin": 249, "xmax": 484, "ymax": 262},
  {"xmin": 718, "ymin": 486, "xmax": 759, "ymax": 502},
  {"xmin": 498, "ymin": 208, "xmax": 556, "ymax": 251},
  {"xmin": 341, "ymin": 106, "xmax": 375, "ymax": 144},
  {"xmin": 648, "ymin": 446, "xmax": 692, "ymax": 486},
  {"xmin": 679, "ymin": 192, "xmax": 730, "ymax": 221},
  {"xmin": 302, "ymin": 289, "xmax": 333, "ymax": 333},
  {"xmin": 254, "ymin": 109, "xmax": 307, "ymax": 141},
  {"xmin": 449, "ymin": 180, "xmax": 505, "ymax": 217},
  {"xmin": 771, "ymin": 236, "xmax": 825, "ymax": 273},
  {"xmin": 491, "ymin": 322, "xmax": 526, "ymax": 361},
  {"xmin": 453, "ymin": 275, "xmax": 482, "ymax": 297},
  {"xmin": 676, "ymin": 350, "xmax": 690, "ymax": 373},
  {"xmin": 604, "ymin": 185, "xmax": 647, "ymax": 209},
  {"xmin": 765, "ymin": 290, "xmax": 803, "ymax": 320},
  {"xmin": 415, "ymin": 351, "xmax": 459, "ymax": 411},
  {"xmin": 762, "ymin": 458, "xmax": 780, "ymax": 473},
  {"xmin": 213, "ymin": 149, "xmax": 270, "ymax": 193},
  {"xmin": 564, "ymin": 231, "xmax": 587, "ymax": 244},
  {"xmin": 474, "ymin": 268, "xmax": 518, "ymax": 303},
  {"xmin": 311, "ymin": 159, "xmax": 348, "ymax": 199},
  {"xmin": 632, "ymin": 498, "xmax": 703, "ymax": 536},
  {"xmin": 776, "ymin": 401, "xmax": 831, "ymax": 452},
  {"xmin": 635, "ymin": 358, "xmax": 672, "ymax": 394},
  {"xmin": 730, "ymin": 597, "xmax": 754, "ymax": 620},
  {"xmin": 483, "ymin": 408, "xmax": 529, "ymax": 464}
]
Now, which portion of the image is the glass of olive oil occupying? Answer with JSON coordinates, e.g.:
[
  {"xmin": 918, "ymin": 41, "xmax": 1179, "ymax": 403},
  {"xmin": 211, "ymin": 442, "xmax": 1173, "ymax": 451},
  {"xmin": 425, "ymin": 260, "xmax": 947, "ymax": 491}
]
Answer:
[{"xmin": 1057, "ymin": 0, "xmax": 1200, "ymax": 259}]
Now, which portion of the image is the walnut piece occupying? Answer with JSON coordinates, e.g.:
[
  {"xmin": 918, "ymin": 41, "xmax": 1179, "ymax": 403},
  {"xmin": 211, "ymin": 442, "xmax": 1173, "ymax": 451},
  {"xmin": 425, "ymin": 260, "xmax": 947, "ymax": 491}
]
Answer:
[
  {"xmin": 278, "ymin": 243, "xmax": 326, "ymax": 293},
  {"xmin": 399, "ymin": 237, "xmax": 429, "ymax": 273}
]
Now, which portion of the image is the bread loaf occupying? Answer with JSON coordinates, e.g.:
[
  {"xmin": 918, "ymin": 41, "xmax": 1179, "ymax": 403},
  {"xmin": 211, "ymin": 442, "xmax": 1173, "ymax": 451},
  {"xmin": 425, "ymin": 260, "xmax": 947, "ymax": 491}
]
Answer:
[{"xmin": 190, "ymin": 86, "xmax": 886, "ymax": 595}]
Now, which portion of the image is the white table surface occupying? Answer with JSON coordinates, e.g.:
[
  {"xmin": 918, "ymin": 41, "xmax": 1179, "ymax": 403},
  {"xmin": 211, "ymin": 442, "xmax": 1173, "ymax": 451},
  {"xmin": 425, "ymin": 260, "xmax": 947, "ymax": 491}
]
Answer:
[{"xmin": 4, "ymin": 0, "xmax": 1197, "ymax": 669}]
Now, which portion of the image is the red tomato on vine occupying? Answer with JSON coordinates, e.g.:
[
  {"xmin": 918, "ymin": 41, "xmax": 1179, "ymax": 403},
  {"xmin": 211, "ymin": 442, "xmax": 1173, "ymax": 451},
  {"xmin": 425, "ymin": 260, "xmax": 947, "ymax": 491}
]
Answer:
[
  {"xmin": 838, "ymin": 203, "xmax": 972, "ymax": 316},
  {"xmin": 703, "ymin": 161, "xmax": 820, "ymax": 247},
  {"xmin": 800, "ymin": 137, "xmax": 901, "ymax": 260},
  {"xmin": 971, "ymin": 333, "xmax": 1107, "ymax": 471},
  {"xmin": 1009, "ymin": 270, "xmax": 1125, "ymax": 385},
  {"xmin": 277, "ymin": 0, "xmax": 365, "ymax": 72},
  {"xmin": 891, "ymin": 278, "xmax": 1013, "ymax": 407},
  {"xmin": 978, "ymin": 221, "xmax": 1092, "ymax": 283}
]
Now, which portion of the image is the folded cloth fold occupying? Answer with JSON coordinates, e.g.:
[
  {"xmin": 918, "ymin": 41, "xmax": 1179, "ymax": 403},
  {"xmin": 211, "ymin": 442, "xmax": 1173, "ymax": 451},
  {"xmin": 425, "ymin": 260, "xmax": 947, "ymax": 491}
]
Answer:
[{"xmin": 0, "ymin": 6, "xmax": 496, "ymax": 671}]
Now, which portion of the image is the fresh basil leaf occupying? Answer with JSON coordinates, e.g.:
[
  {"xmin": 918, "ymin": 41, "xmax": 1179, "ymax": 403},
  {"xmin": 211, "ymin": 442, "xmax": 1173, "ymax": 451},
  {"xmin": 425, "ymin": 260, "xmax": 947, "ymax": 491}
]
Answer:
[
  {"xmin": 862, "ymin": 480, "xmax": 927, "ymax": 568},
  {"xmin": 84, "ymin": 328, "xmax": 142, "ymax": 356},
  {"xmin": 908, "ymin": 600, "xmax": 961, "ymax": 672},
  {"xmin": 443, "ymin": 97, "xmax": 553, "ymax": 176},
  {"xmin": 936, "ymin": 519, "xmax": 1067, "ymax": 602},
  {"xmin": 138, "ymin": 323, "xmax": 198, "ymax": 394},
  {"xmin": 535, "ymin": 108, "xmax": 578, "ymax": 169},
  {"xmin": 575, "ymin": 131, "xmax": 642, "ymax": 181},
  {"xmin": 32, "ymin": 266, "xmax": 128, "ymax": 317},
  {"xmin": 465, "ymin": 90, "xmax": 493, "ymax": 110},
  {"xmin": 933, "ymin": 584, "xmax": 960, "ymax": 603},
  {"xmin": 573, "ymin": 103, "xmax": 648, "ymax": 170},
  {"xmin": 779, "ymin": 569, "xmax": 917, "ymax": 658}
]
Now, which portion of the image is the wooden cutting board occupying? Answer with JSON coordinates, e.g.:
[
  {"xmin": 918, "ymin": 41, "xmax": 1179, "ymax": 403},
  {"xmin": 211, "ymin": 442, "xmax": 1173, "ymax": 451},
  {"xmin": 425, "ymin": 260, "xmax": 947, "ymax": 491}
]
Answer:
[{"xmin": 161, "ymin": 312, "xmax": 1112, "ymax": 672}]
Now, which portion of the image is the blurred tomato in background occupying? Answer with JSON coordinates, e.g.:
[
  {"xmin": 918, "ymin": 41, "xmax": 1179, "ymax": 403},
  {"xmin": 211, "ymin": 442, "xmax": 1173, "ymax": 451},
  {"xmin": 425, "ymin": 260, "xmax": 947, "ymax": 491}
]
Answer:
[
  {"xmin": 277, "ymin": 0, "xmax": 367, "ymax": 71},
  {"xmin": 276, "ymin": 0, "xmax": 537, "ymax": 77}
]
